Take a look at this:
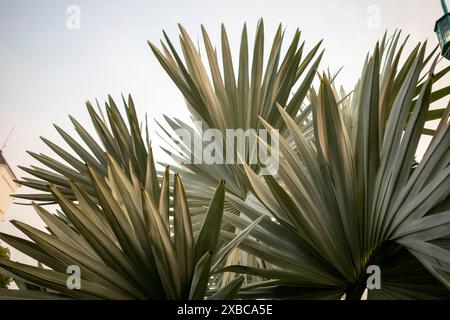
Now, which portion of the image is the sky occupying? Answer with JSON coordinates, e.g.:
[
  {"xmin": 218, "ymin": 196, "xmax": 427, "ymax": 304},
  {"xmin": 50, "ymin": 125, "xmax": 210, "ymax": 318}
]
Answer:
[{"xmin": 0, "ymin": 0, "xmax": 448, "ymax": 265}]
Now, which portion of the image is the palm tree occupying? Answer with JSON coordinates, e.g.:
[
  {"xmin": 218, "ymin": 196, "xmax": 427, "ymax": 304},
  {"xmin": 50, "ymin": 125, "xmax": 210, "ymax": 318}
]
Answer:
[
  {"xmin": 0, "ymin": 23, "xmax": 448, "ymax": 300},
  {"xmin": 221, "ymin": 35, "xmax": 450, "ymax": 299},
  {"xmin": 0, "ymin": 100, "xmax": 261, "ymax": 299},
  {"xmin": 151, "ymin": 24, "xmax": 450, "ymax": 299}
]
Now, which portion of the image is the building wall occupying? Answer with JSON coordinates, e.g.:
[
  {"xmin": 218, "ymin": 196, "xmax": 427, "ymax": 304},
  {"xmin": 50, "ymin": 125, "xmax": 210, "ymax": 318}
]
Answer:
[{"xmin": 0, "ymin": 165, "xmax": 18, "ymax": 222}]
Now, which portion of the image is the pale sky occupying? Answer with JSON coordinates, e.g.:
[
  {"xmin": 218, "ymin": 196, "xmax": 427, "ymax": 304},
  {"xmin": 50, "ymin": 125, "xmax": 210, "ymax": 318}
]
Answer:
[{"xmin": 0, "ymin": 0, "xmax": 448, "ymax": 264}]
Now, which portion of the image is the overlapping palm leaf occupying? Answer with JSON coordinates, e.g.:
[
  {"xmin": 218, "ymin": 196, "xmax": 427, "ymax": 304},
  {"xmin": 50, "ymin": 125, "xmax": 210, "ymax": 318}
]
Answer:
[
  {"xmin": 221, "ymin": 37, "xmax": 450, "ymax": 299},
  {"xmin": 0, "ymin": 23, "xmax": 448, "ymax": 301},
  {"xmin": 0, "ymin": 155, "xmax": 262, "ymax": 299},
  {"xmin": 149, "ymin": 20, "xmax": 324, "ymax": 208},
  {"xmin": 0, "ymin": 98, "xmax": 265, "ymax": 299}
]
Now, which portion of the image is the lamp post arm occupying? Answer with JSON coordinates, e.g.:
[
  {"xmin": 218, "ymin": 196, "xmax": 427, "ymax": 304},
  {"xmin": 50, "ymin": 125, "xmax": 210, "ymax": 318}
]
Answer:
[{"xmin": 442, "ymin": 0, "xmax": 449, "ymax": 14}]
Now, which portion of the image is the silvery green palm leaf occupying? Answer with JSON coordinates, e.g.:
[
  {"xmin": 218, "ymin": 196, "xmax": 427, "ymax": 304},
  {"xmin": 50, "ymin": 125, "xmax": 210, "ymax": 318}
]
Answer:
[
  {"xmin": 149, "ymin": 20, "xmax": 323, "ymax": 209},
  {"xmin": 0, "ymin": 160, "xmax": 261, "ymax": 299},
  {"xmin": 0, "ymin": 98, "xmax": 264, "ymax": 299},
  {"xmin": 222, "ymin": 38, "xmax": 450, "ymax": 299},
  {"xmin": 150, "ymin": 27, "xmax": 449, "ymax": 215}
]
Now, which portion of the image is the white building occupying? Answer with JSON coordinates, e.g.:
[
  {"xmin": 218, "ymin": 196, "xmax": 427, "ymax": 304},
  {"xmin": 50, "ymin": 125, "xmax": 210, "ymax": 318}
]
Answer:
[{"xmin": 0, "ymin": 150, "xmax": 19, "ymax": 222}]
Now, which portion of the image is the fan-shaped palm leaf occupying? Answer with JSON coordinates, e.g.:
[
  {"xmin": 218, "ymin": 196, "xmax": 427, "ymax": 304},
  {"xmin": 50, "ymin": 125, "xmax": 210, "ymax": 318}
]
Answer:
[
  {"xmin": 222, "ymin": 38, "xmax": 450, "ymax": 299},
  {"xmin": 0, "ymin": 159, "xmax": 263, "ymax": 299},
  {"xmin": 149, "ymin": 20, "xmax": 324, "ymax": 209},
  {"xmin": 0, "ymin": 100, "xmax": 263, "ymax": 299}
]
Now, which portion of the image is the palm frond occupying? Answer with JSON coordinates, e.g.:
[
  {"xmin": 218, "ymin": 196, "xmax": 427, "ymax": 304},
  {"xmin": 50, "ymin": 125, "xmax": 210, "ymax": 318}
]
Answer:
[
  {"xmin": 1, "ymin": 101, "xmax": 262, "ymax": 299},
  {"xmin": 150, "ymin": 20, "xmax": 323, "ymax": 206},
  {"xmin": 223, "ymin": 35, "xmax": 450, "ymax": 299}
]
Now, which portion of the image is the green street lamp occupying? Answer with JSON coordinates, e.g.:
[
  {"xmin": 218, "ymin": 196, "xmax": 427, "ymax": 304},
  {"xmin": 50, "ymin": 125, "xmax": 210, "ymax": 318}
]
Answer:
[{"xmin": 435, "ymin": 0, "xmax": 450, "ymax": 59}]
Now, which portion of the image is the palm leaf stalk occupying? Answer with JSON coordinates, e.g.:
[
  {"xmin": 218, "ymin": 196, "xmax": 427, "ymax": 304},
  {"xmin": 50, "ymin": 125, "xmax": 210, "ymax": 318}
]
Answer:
[{"xmin": 221, "ymin": 38, "xmax": 450, "ymax": 299}]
